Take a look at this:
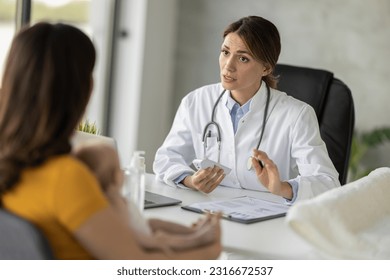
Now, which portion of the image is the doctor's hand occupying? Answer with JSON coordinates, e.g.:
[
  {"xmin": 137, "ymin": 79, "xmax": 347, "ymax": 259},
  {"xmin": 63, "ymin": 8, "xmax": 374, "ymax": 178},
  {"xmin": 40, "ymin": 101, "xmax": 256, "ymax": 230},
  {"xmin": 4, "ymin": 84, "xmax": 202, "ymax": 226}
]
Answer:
[
  {"xmin": 251, "ymin": 149, "xmax": 293, "ymax": 200},
  {"xmin": 182, "ymin": 166, "xmax": 225, "ymax": 194}
]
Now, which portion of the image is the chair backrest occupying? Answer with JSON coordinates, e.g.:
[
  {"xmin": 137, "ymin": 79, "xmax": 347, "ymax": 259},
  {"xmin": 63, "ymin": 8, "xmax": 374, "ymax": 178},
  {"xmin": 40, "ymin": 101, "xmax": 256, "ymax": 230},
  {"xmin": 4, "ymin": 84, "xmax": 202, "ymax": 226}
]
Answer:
[
  {"xmin": 274, "ymin": 64, "xmax": 355, "ymax": 185},
  {"xmin": 0, "ymin": 208, "xmax": 54, "ymax": 260}
]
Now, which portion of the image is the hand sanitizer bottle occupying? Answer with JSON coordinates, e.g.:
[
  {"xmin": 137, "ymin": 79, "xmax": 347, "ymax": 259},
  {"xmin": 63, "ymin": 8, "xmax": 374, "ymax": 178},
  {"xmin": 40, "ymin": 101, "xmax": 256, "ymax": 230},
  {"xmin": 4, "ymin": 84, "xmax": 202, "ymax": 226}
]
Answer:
[{"xmin": 123, "ymin": 151, "xmax": 146, "ymax": 212}]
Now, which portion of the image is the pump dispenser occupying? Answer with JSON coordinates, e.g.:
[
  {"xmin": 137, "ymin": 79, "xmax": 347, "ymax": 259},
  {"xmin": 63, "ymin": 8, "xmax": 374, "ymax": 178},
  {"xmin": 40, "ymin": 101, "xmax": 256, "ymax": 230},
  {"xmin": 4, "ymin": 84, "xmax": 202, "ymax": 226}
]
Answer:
[
  {"xmin": 123, "ymin": 151, "xmax": 146, "ymax": 212},
  {"xmin": 134, "ymin": 151, "xmax": 146, "ymax": 172}
]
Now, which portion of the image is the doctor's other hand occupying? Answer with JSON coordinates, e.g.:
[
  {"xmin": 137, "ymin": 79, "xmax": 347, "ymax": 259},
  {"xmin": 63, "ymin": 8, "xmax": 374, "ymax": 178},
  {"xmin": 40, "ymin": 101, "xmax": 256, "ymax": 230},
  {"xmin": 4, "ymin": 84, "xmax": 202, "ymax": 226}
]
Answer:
[
  {"xmin": 182, "ymin": 166, "xmax": 225, "ymax": 193},
  {"xmin": 251, "ymin": 149, "xmax": 293, "ymax": 200}
]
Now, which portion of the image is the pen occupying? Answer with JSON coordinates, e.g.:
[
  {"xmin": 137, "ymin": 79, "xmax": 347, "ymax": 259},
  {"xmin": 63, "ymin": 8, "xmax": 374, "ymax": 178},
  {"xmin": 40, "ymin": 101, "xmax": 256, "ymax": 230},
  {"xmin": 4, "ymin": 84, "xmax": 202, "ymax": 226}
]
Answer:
[{"xmin": 201, "ymin": 209, "xmax": 232, "ymax": 219}]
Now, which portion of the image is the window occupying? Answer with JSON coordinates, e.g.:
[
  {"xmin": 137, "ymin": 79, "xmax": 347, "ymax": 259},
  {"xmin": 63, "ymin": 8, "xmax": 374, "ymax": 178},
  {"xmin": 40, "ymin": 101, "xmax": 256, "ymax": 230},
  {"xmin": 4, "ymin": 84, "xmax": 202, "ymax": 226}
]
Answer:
[
  {"xmin": 31, "ymin": 0, "xmax": 91, "ymax": 34},
  {"xmin": 0, "ymin": 0, "xmax": 91, "ymax": 87},
  {"xmin": 31, "ymin": 0, "xmax": 116, "ymax": 133},
  {"xmin": 0, "ymin": 0, "xmax": 116, "ymax": 133},
  {"xmin": 0, "ymin": 0, "xmax": 17, "ymax": 87}
]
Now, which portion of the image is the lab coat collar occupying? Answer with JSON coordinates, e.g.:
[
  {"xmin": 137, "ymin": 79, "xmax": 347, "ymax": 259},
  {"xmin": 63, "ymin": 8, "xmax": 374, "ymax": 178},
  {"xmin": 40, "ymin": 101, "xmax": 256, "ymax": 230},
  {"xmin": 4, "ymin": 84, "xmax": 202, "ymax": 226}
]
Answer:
[
  {"xmin": 225, "ymin": 93, "xmax": 252, "ymax": 115},
  {"xmin": 249, "ymin": 82, "xmax": 269, "ymax": 111},
  {"xmin": 219, "ymin": 82, "xmax": 269, "ymax": 114}
]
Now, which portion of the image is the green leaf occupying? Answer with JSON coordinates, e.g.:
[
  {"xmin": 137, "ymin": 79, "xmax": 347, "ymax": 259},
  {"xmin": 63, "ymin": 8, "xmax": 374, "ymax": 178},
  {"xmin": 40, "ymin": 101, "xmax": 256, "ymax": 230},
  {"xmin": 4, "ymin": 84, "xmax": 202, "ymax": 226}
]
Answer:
[
  {"xmin": 77, "ymin": 120, "xmax": 100, "ymax": 135},
  {"xmin": 348, "ymin": 127, "xmax": 390, "ymax": 182}
]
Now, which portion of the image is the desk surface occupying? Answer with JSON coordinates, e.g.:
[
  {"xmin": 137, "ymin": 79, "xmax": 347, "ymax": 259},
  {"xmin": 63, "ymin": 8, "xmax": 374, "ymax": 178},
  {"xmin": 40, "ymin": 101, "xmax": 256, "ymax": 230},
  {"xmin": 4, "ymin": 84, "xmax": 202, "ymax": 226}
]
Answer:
[{"xmin": 144, "ymin": 174, "xmax": 318, "ymax": 259}]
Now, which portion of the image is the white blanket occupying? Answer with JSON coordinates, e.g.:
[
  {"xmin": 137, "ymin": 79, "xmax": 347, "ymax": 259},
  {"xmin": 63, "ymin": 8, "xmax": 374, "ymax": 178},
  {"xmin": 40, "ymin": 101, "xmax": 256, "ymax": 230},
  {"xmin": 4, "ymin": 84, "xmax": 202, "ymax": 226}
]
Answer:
[{"xmin": 286, "ymin": 167, "xmax": 390, "ymax": 259}]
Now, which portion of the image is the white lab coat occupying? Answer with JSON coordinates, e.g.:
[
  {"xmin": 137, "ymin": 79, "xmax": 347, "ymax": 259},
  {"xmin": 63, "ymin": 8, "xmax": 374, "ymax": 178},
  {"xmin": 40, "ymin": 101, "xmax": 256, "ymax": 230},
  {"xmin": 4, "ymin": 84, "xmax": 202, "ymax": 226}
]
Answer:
[{"xmin": 153, "ymin": 82, "xmax": 340, "ymax": 201}]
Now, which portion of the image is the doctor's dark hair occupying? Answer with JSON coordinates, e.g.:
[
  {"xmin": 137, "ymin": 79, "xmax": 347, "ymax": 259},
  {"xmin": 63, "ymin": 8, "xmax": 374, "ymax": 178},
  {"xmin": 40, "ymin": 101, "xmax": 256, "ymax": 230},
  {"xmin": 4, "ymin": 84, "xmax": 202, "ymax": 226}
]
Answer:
[
  {"xmin": 0, "ymin": 22, "xmax": 96, "ymax": 194},
  {"xmin": 223, "ymin": 16, "xmax": 281, "ymax": 89}
]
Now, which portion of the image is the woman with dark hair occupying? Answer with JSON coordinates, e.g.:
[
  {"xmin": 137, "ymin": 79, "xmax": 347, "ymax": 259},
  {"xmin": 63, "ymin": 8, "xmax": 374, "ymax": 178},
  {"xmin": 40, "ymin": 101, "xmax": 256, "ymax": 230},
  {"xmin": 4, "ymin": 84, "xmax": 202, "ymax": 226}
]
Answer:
[
  {"xmin": 153, "ymin": 16, "xmax": 340, "ymax": 202},
  {"xmin": 0, "ymin": 22, "xmax": 221, "ymax": 260}
]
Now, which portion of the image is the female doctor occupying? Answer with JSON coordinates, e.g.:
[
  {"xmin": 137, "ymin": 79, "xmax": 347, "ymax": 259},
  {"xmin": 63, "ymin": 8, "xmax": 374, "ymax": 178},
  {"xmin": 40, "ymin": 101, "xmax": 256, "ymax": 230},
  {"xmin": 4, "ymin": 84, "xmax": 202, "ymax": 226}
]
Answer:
[{"xmin": 153, "ymin": 16, "xmax": 340, "ymax": 203}]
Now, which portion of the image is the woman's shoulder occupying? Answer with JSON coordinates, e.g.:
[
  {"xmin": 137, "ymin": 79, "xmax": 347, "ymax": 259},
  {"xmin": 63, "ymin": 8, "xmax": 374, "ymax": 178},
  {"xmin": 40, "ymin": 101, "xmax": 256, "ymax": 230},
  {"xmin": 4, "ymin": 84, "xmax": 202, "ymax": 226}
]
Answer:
[
  {"xmin": 5, "ymin": 155, "xmax": 101, "ymax": 212},
  {"xmin": 43, "ymin": 155, "xmax": 95, "ymax": 181},
  {"xmin": 269, "ymin": 88, "xmax": 318, "ymax": 125},
  {"xmin": 43, "ymin": 155, "xmax": 102, "ymax": 199},
  {"xmin": 271, "ymin": 87, "xmax": 314, "ymax": 112},
  {"xmin": 183, "ymin": 83, "xmax": 223, "ymax": 106},
  {"xmin": 185, "ymin": 83, "xmax": 222, "ymax": 98},
  {"xmin": 47, "ymin": 154, "xmax": 88, "ymax": 168}
]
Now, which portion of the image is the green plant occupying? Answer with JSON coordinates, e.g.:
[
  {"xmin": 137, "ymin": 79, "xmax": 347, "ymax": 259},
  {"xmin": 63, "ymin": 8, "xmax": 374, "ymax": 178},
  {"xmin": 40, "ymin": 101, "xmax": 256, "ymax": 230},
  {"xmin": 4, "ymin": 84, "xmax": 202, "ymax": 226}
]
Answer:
[
  {"xmin": 348, "ymin": 127, "xmax": 390, "ymax": 181},
  {"xmin": 78, "ymin": 120, "xmax": 100, "ymax": 135}
]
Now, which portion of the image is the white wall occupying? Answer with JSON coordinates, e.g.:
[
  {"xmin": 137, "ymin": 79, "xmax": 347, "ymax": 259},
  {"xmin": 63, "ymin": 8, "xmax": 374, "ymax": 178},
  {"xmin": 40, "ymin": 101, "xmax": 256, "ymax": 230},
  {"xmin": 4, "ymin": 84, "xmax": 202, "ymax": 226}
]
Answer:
[
  {"xmin": 87, "ymin": 0, "xmax": 116, "ymax": 130},
  {"xmin": 137, "ymin": 0, "xmax": 178, "ymax": 172},
  {"xmin": 108, "ymin": 0, "xmax": 178, "ymax": 169},
  {"xmin": 109, "ymin": 0, "xmax": 148, "ymax": 166}
]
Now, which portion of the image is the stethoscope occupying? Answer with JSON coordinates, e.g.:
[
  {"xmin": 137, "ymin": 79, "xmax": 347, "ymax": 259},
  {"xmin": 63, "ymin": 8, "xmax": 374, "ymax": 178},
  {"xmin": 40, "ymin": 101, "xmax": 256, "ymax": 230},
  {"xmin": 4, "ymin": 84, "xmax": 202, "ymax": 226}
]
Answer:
[{"xmin": 202, "ymin": 84, "xmax": 271, "ymax": 170}]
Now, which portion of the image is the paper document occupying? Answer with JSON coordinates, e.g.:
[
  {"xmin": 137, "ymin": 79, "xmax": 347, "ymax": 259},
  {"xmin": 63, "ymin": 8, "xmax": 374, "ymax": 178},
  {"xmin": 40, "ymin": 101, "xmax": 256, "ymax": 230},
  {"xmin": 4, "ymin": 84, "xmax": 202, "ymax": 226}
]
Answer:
[{"xmin": 182, "ymin": 196, "xmax": 289, "ymax": 224}]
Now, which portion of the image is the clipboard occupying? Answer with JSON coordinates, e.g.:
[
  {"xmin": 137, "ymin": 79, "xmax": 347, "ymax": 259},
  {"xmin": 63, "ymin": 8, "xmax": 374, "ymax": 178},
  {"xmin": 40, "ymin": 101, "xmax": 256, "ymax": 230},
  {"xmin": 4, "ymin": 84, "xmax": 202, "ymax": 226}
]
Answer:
[{"xmin": 181, "ymin": 196, "xmax": 289, "ymax": 224}]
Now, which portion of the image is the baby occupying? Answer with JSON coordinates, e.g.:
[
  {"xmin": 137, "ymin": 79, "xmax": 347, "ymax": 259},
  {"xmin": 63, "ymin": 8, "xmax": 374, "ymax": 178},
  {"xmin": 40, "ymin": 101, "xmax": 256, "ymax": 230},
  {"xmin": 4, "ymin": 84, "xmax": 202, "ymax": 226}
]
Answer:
[{"xmin": 72, "ymin": 141, "xmax": 220, "ymax": 254}]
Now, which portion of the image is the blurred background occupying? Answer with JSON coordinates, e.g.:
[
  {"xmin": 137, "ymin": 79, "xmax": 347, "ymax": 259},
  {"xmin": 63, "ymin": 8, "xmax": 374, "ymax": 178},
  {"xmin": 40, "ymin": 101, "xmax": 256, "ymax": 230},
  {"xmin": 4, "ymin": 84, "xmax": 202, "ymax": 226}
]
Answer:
[{"xmin": 1, "ymin": 0, "xmax": 389, "ymax": 181}]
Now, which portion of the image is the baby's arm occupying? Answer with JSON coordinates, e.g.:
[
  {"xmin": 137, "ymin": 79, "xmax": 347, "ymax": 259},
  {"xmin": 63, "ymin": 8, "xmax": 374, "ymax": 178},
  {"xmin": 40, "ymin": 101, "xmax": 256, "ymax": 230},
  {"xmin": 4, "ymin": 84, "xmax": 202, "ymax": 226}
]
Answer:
[
  {"xmin": 150, "ymin": 214, "xmax": 221, "ymax": 251},
  {"xmin": 148, "ymin": 214, "xmax": 215, "ymax": 234},
  {"xmin": 148, "ymin": 219, "xmax": 196, "ymax": 235}
]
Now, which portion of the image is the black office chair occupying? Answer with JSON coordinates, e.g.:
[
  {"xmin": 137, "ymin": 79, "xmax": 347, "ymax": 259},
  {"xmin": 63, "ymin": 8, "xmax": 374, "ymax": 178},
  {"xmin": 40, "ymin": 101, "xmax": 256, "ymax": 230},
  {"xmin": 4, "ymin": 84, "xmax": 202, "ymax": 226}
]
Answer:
[
  {"xmin": 274, "ymin": 64, "xmax": 355, "ymax": 185},
  {"xmin": 0, "ymin": 208, "xmax": 54, "ymax": 260}
]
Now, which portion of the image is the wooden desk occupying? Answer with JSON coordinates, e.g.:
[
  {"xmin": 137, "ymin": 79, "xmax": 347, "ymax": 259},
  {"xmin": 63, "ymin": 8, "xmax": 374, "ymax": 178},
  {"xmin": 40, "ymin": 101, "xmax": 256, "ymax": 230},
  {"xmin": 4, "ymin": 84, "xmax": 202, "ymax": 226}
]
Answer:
[{"xmin": 144, "ymin": 174, "xmax": 318, "ymax": 259}]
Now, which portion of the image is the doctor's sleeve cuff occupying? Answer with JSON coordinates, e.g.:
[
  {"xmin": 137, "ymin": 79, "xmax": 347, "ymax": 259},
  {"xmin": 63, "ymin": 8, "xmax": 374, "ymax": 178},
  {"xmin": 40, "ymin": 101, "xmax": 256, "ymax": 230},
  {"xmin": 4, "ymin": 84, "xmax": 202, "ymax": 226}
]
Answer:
[
  {"xmin": 173, "ymin": 172, "xmax": 193, "ymax": 187},
  {"xmin": 285, "ymin": 179, "xmax": 298, "ymax": 205}
]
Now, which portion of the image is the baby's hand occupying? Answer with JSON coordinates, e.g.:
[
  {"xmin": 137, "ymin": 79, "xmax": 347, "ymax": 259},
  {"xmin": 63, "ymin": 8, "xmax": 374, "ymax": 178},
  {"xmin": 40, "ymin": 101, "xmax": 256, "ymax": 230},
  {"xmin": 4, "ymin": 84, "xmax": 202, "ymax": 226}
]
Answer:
[
  {"xmin": 191, "ymin": 213, "xmax": 213, "ymax": 230},
  {"xmin": 192, "ymin": 211, "xmax": 222, "ymax": 230},
  {"xmin": 132, "ymin": 229, "xmax": 174, "ymax": 256},
  {"xmin": 190, "ymin": 212, "xmax": 222, "ymax": 246}
]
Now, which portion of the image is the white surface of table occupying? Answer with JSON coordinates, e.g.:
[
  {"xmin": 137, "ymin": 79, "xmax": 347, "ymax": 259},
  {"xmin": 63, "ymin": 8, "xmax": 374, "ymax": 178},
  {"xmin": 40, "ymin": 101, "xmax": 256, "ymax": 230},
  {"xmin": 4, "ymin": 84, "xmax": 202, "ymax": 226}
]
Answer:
[{"xmin": 144, "ymin": 174, "xmax": 319, "ymax": 259}]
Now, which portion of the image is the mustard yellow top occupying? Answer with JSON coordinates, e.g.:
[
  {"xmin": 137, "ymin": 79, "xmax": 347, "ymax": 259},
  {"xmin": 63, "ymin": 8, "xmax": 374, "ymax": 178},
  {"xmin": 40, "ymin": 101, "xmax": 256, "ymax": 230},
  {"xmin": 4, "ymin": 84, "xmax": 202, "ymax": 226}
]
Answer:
[{"xmin": 2, "ymin": 155, "xmax": 109, "ymax": 259}]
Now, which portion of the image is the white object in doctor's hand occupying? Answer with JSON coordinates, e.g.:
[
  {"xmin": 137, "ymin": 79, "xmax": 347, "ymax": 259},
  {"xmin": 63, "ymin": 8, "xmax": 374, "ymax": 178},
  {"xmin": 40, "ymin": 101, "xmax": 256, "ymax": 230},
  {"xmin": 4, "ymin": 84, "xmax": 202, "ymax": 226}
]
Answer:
[
  {"xmin": 246, "ymin": 156, "xmax": 264, "ymax": 171},
  {"xmin": 192, "ymin": 158, "xmax": 231, "ymax": 175},
  {"xmin": 201, "ymin": 85, "xmax": 271, "ymax": 171}
]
